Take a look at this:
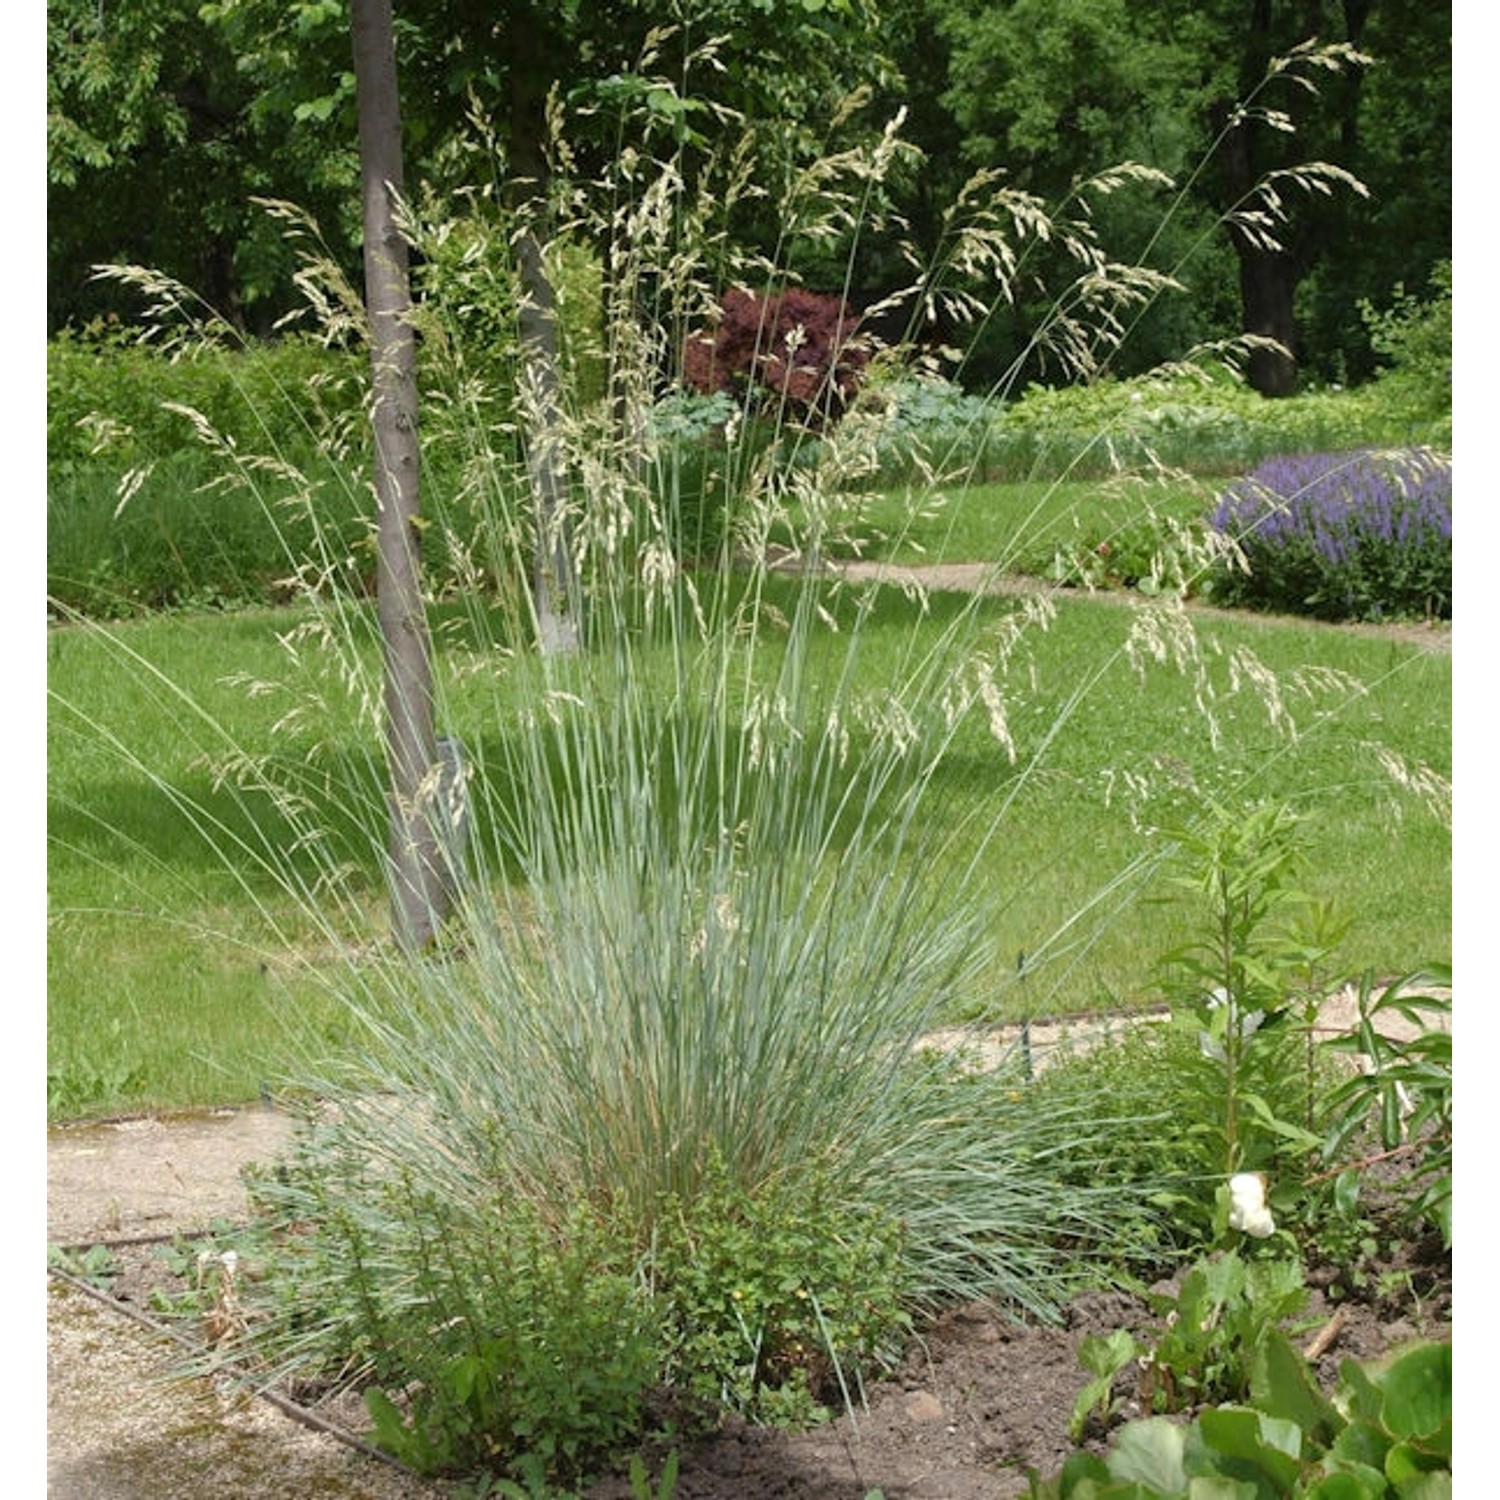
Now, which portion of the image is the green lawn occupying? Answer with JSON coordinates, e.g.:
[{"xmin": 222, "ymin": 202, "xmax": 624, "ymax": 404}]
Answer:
[
  {"xmin": 48, "ymin": 568, "xmax": 1451, "ymax": 1122},
  {"xmin": 822, "ymin": 475, "xmax": 1216, "ymax": 574}
]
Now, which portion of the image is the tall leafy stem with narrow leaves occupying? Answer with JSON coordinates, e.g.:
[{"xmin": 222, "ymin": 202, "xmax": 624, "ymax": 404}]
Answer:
[{"xmin": 1153, "ymin": 801, "xmax": 1338, "ymax": 1222}]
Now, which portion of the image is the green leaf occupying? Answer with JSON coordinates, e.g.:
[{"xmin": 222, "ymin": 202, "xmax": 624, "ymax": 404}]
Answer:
[
  {"xmin": 1107, "ymin": 1418, "xmax": 1189, "ymax": 1493},
  {"xmin": 1238, "ymin": 1091, "xmax": 1321, "ymax": 1147},
  {"xmin": 1302, "ymin": 1467, "xmax": 1388, "ymax": 1500},
  {"xmin": 363, "ymin": 1385, "xmax": 428, "ymax": 1467},
  {"xmin": 1071, "ymin": 1329, "xmax": 1138, "ymax": 1440},
  {"xmin": 1191, "ymin": 1252, "xmax": 1246, "ymax": 1314},
  {"xmin": 292, "ymin": 95, "xmax": 338, "ymax": 123},
  {"xmin": 1056, "ymin": 1450, "xmax": 1112, "ymax": 1494},
  {"xmin": 1412, "ymin": 1183, "xmax": 1452, "ymax": 1248},
  {"xmin": 1391, "ymin": 1473, "xmax": 1451, "ymax": 1500},
  {"xmin": 1196, "ymin": 1407, "xmax": 1303, "ymax": 1491},
  {"xmin": 1376, "ymin": 1343, "xmax": 1451, "ymax": 1455},
  {"xmin": 645, "ymin": 86, "xmax": 684, "ymax": 118},
  {"xmin": 1386, "ymin": 1442, "xmax": 1449, "ymax": 1488},
  {"xmin": 1328, "ymin": 1421, "xmax": 1390, "ymax": 1473},
  {"xmin": 446, "ymin": 1352, "xmax": 485, "ymax": 1403},
  {"xmin": 1335, "ymin": 1361, "xmax": 1385, "ymax": 1428},
  {"xmin": 1082, "ymin": 1329, "xmax": 1141, "ymax": 1378},
  {"xmin": 1332, "ymin": 1169, "xmax": 1362, "ymax": 1218},
  {"xmin": 1249, "ymin": 1327, "xmax": 1340, "ymax": 1446},
  {"xmin": 1184, "ymin": 1480, "xmax": 1259, "ymax": 1499}
]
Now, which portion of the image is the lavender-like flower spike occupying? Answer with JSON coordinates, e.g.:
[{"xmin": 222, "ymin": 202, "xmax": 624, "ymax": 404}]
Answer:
[{"xmin": 1208, "ymin": 447, "xmax": 1451, "ymax": 622}]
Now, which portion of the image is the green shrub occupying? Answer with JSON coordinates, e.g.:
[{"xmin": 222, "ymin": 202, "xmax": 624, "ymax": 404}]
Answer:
[
  {"xmin": 988, "ymin": 369, "xmax": 1446, "ymax": 482},
  {"xmin": 1320, "ymin": 970, "xmax": 1452, "ymax": 1249},
  {"xmin": 47, "ymin": 326, "xmax": 365, "ymax": 477},
  {"xmin": 843, "ymin": 374, "xmax": 1004, "ymax": 485},
  {"xmin": 1027, "ymin": 1023, "xmax": 1216, "ymax": 1259},
  {"xmin": 244, "ymin": 1144, "xmax": 659, "ymax": 1486},
  {"xmin": 1359, "ymin": 261, "xmax": 1452, "ymax": 448},
  {"xmin": 47, "ymin": 448, "xmax": 377, "ymax": 617},
  {"xmin": 49, "ymin": 336, "xmax": 1451, "ymax": 620},
  {"xmin": 47, "ymin": 324, "xmax": 536, "ymax": 616},
  {"xmin": 1030, "ymin": 801, "xmax": 1373, "ymax": 1258},
  {"xmin": 789, "ymin": 361, "xmax": 1450, "ymax": 510},
  {"xmin": 47, "ymin": 331, "xmax": 371, "ymax": 615},
  {"xmin": 1153, "ymin": 801, "xmax": 1334, "ymax": 1192},
  {"xmin": 651, "ymin": 1153, "xmax": 912, "ymax": 1423},
  {"xmin": 1137, "ymin": 1250, "xmax": 1312, "ymax": 1414},
  {"xmin": 232, "ymin": 1008, "xmax": 1149, "ymax": 1479},
  {"xmin": 1042, "ymin": 509, "xmax": 1205, "ymax": 597}
]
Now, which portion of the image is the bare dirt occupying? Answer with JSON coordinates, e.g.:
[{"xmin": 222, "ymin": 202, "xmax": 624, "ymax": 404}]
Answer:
[
  {"xmin": 588, "ymin": 1254, "xmax": 1451, "ymax": 1500},
  {"xmin": 46, "ymin": 988, "xmax": 1452, "ymax": 1499},
  {"xmin": 821, "ymin": 559, "xmax": 1454, "ymax": 654}
]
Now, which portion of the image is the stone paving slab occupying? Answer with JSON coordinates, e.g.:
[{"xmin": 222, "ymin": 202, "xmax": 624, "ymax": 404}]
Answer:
[{"xmin": 48, "ymin": 1107, "xmax": 296, "ymax": 1249}]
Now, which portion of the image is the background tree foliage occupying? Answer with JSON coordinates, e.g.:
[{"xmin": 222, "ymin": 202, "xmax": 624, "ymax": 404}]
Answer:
[
  {"xmin": 47, "ymin": 0, "xmax": 1448, "ymax": 392},
  {"xmin": 917, "ymin": 0, "xmax": 1449, "ymax": 390},
  {"xmin": 46, "ymin": 0, "xmax": 357, "ymax": 329}
]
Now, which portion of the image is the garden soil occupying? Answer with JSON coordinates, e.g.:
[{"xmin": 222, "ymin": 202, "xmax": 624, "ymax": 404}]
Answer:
[{"xmin": 46, "ymin": 988, "xmax": 1452, "ymax": 1500}]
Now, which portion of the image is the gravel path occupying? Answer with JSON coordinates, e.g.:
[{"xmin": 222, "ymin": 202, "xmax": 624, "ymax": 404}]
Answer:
[{"xmin": 47, "ymin": 1104, "xmax": 449, "ymax": 1499}]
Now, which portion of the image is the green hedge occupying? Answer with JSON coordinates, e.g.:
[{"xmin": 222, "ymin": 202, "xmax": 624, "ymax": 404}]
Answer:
[
  {"xmin": 48, "ymin": 334, "xmax": 371, "ymax": 615},
  {"xmin": 48, "ymin": 331, "xmax": 1452, "ymax": 620}
]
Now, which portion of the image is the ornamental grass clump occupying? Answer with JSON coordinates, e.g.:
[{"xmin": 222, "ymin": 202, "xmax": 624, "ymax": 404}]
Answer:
[
  {"xmin": 140, "ymin": 70, "xmax": 1203, "ymax": 1482},
  {"xmin": 49, "ymin": 34, "xmax": 1445, "ymax": 1490},
  {"xmin": 1206, "ymin": 446, "xmax": 1451, "ymax": 622}
]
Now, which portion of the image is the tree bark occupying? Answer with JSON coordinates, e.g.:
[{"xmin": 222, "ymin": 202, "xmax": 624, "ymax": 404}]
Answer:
[
  {"xmin": 1212, "ymin": 0, "xmax": 1298, "ymax": 397},
  {"xmin": 1235, "ymin": 233, "xmax": 1300, "ymax": 399},
  {"xmin": 1212, "ymin": 0, "xmax": 1370, "ymax": 399},
  {"xmin": 350, "ymin": 0, "xmax": 451, "ymax": 948}
]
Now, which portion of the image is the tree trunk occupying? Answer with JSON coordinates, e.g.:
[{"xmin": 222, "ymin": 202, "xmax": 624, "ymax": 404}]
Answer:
[
  {"xmin": 1212, "ymin": 89, "xmax": 1303, "ymax": 398},
  {"xmin": 1213, "ymin": 0, "xmax": 1301, "ymax": 398},
  {"xmin": 350, "ymin": 0, "xmax": 452, "ymax": 948},
  {"xmin": 1237, "ymin": 243, "xmax": 1299, "ymax": 398}
]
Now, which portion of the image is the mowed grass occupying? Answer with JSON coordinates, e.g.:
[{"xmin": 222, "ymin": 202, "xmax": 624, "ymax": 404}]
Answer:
[
  {"xmin": 47, "ymin": 565, "xmax": 1451, "ymax": 1122},
  {"xmin": 807, "ymin": 475, "xmax": 1216, "ymax": 572},
  {"xmin": 48, "ymin": 609, "xmax": 389, "ymax": 1116}
]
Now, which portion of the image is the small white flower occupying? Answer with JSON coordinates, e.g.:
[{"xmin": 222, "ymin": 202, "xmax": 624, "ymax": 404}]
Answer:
[{"xmin": 1228, "ymin": 1172, "xmax": 1276, "ymax": 1238}]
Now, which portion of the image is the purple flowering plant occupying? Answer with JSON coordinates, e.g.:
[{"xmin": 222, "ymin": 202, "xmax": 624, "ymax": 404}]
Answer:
[{"xmin": 1206, "ymin": 448, "xmax": 1451, "ymax": 622}]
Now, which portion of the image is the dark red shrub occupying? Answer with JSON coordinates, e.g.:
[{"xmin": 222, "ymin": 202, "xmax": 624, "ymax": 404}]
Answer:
[{"xmin": 682, "ymin": 286, "xmax": 868, "ymax": 425}]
